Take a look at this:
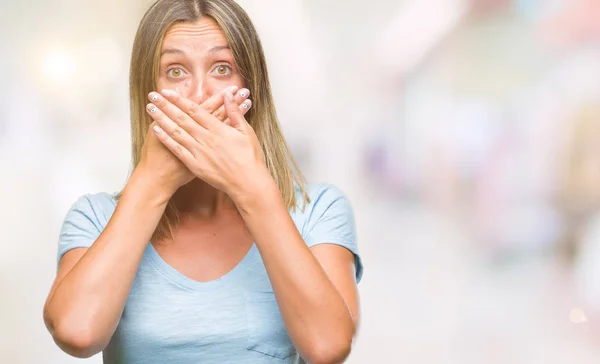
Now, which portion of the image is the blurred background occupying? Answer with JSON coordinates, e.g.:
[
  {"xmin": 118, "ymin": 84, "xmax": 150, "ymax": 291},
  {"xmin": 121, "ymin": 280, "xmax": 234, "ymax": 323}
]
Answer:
[{"xmin": 1, "ymin": 0, "xmax": 600, "ymax": 362}]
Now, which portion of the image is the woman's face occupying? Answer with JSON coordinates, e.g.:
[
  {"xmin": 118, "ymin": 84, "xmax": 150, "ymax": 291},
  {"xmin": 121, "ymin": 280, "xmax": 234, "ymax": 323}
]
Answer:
[{"xmin": 157, "ymin": 17, "xmax": 245, "ymax": 103}]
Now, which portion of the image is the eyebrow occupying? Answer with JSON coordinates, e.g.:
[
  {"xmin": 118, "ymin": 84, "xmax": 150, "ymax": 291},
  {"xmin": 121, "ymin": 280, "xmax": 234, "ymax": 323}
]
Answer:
[
  {"xmin": 160, "ymin": 45, "xmax": 230, "ymax": 57},
  {"xmin": 160, "ymin": 48, "xmax": 184, "ymax": 56},
  {"xmin": 208, "ymin": 45, "xmax": 230, "ymax": 54}
]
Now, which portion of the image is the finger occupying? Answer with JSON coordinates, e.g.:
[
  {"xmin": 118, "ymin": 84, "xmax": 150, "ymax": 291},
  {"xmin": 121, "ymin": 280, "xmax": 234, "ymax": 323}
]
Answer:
[
  {"xmin": 146, "ymin": 102, "xmax": 198, "ymax": 153},
  {"xmin": 213, "ymin": 88, "xmax": 250, "ymax": 121},
  {"xmin": 224, "ymin": 88, "xmax": 247, "ymax": 130},
  {"xmin": 160, "ymin": 89, "xmax": 221, "ymax": 131},
  {"xmin": 149, "ymin": 91, "xmax": 207, "ymax": 138},
  {"xmin": 201, "ymin": 86, "xmax": 239, "ymax": 115},
  {"xmin": 223, "ymin": 99, "xmax": 252, "ymax": 126},
  {"xmin": 151, "ymin": 124, "xmax": 195, "ymax": 167}
]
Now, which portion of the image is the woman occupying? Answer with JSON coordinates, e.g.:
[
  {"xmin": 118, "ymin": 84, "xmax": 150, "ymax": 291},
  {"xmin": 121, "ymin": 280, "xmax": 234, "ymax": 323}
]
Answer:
[{"xmin": 43, "ymin": 0, "xmax": 363, "ymax": 363}]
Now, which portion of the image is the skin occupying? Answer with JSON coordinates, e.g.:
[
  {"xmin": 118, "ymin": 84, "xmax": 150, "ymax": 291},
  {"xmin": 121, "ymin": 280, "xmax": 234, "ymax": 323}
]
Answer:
[{"xmin": 44, "ymin": 17, "xmax": 359, "ymax": 364}]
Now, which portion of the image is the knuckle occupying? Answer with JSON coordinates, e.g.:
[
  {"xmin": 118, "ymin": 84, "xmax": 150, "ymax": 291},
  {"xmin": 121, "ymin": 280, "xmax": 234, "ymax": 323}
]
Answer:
[
  {"xmin": 174, "ymin": 143, "xmax": 183, "ymax": 155},
  {"xmin": 175, "ymin": 112, "xmax": 187, "ymax": 125},
  {"xmin": 213, "ymin": 109, "xmax": 224, "ymax": 121},
  {"xmin": 172, "ymin": 127, "xmax": 183, "ymax": 137},
  {"xmin": 187, "ymin": 103, "xmax": 199, "ymax": 118}
]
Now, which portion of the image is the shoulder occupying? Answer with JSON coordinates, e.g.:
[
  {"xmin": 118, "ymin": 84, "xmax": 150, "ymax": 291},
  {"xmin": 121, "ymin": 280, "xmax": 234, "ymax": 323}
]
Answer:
[
  {"xmin": 292, "ymin": 183, "xmax": 355, "ymax": 238},
  {"xmin": 62, "ymin": 191, "xmax": 118, "ymax": 231},
  {"xmin": 57, "ymin": 191, "xmax": 118, "ymax": 263},
  {"xmin": 297, "ymin": 183, "xmax": 352, "ymax": 211},
  {"xmin": 71, "ymin": 191, "xmax": 118, "ymax": 210},
  {"xmin": 69, "ymin": 191, "xmax": 118, "ymax": 213},
  {"xmin": 293, "ymin": 183, "xmax": 363, "ymax": 282}
]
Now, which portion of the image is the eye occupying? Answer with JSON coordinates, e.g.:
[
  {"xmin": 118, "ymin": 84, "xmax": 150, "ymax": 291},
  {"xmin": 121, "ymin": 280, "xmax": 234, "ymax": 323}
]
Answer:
[
  {"xmin": 212, "ymin": 64, "xmax": 232, "ymax": 76},
  {"xmin": 167, "ymin": 67, "xmax": 186, "ymax": 79}
]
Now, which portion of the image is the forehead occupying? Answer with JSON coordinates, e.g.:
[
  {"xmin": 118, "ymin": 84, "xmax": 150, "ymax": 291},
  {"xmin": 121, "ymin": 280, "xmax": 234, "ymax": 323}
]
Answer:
[{"xmin": 161, "ymin": 17, "xmax": 228, "ymax": 52}]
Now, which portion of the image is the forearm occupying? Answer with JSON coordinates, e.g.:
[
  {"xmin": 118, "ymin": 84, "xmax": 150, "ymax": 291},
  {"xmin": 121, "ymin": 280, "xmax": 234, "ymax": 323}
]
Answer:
[
  {"xmin": 44, "ymin": 169, "xmax": 171, "ymax": 355},
  {"xmin": 235, "ymin": 182, "xmax": 355, "ymax": 363}
]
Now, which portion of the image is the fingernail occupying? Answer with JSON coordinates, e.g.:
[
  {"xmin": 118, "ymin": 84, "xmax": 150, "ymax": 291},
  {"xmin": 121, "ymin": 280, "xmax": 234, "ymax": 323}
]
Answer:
[
  {"xmin": 161, "ymin": 89, "xmax": 177, "ymax": 98},
  {"xmin": 241, "ymin": 99, "xmax": 251, "ymax": 109},
  {"xmin": 240, "ymin": 89, "xmax": 250, "ymax": 98},
  {"xmin": 153, "ymin": 125, "xmax": 162, "ymax": 134},
  {"xmin": 149, "ymin": 92, "xmax": 159, "ymax": 101},
  {"xmin": 225, "ymin": 89, "xmax": 234, "ymax": 101},
  {"xmin": 223, "ymin": 86, "xmax": 238, "ymax": 95},
  {"xmin": 147, "ymin": 104, "xmax": 157, "ymax": 113}
]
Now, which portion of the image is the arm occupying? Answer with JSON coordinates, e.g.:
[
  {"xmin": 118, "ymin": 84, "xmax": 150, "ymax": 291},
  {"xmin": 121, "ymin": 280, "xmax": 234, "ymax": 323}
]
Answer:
[
  {"xmin": 43, "ymin": 86, "xmax": 242, "ymax": 358},
  {"xmin": 146, "ymin": 89, "xmax": 360, "ymax": 362},
  {"xmin": 43, "ymin": 168, "xmax": 172, "ymax": 358},
  {"xmin": 235, "ymin": 182, "xmax": 360, "ymax": 364}
]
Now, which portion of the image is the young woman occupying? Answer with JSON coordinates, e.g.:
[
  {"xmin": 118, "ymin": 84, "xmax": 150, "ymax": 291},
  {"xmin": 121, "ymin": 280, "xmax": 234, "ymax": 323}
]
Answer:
[{"xmin": 43, "ymin": 1, "xmax": 363, "ymax": 363}]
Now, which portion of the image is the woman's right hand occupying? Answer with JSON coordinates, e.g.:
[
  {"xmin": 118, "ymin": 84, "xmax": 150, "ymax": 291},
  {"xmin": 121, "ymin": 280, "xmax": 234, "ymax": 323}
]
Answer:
[{"xmin": 135, "ymin": 86, "xmax": 252, "ymax": 197}]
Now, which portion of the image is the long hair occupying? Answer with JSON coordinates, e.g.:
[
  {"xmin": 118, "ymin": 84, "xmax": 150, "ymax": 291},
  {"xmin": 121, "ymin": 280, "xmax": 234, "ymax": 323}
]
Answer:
[{"xmin": 122, "ymin": 0, "xmax": 309, "ymax": 241}]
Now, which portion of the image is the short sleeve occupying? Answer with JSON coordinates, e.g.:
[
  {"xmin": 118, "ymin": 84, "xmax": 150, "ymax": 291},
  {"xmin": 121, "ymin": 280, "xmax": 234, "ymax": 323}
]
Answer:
[
  {"xmin": 303, "ymin": 185, "xmax": 363, "ymax": 283},
  {"xmin": 56, "ymin": 194, "xmax": 109, "ymax": 265}
]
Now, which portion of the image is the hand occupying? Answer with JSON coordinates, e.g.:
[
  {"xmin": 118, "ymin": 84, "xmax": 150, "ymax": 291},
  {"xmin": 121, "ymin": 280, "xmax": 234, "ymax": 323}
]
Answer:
[
  {"xmin": 146, "ymin": 87, "xmax": 270, "ymax": 200},
  {"xmin": 135, "ymin": 87, "xmax": 253, "ymax": 197}
]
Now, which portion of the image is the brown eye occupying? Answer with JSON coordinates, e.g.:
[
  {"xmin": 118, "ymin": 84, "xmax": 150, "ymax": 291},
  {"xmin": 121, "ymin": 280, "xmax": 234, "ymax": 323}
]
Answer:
[
  {"xmin": 167, "ymin": 68, "xmax": 185, "ymax": 78},
  {"xmin": 213, "ymin": 64, "xmax": 231, "ymax": 76}
]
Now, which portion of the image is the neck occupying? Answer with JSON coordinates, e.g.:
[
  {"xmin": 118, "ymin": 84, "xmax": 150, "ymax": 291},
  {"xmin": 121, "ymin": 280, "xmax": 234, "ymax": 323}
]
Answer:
[{"xmin": 172, "ymin": 179, "xmax": 235, "ymax": 219}]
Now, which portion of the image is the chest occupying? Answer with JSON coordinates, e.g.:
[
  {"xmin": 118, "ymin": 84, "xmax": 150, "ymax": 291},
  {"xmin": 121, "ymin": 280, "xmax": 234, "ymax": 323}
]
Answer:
[
  {"xmin": 109, "ymin": 253, "xmax": 298, "ymax": 363},
  {"xmin": 120, "ymin": 289, "xmax": 246, "ymax": 349},
  {"xmin": 153, "ymin": 216, "xmax": 254, "ymax": 283}
]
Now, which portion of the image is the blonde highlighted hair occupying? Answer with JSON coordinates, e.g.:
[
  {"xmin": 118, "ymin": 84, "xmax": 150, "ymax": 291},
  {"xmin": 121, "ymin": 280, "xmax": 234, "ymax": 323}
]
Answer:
[{"xmin": 121, "ymin": 0, "xmax": 309, "ymax": 241}]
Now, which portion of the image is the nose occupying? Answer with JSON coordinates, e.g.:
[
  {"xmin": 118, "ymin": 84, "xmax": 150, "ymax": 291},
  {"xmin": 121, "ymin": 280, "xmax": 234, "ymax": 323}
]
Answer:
[{"xmin": 181, "ymin": 76, "xmax": 208, "ymax": 104}]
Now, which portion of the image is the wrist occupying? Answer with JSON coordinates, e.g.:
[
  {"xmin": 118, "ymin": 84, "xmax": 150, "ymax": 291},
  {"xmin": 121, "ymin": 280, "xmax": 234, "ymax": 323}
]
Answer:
[
  {"xmin": 230, "ymin": 169, "xmax": 279, "ymax": 213},
  {"xmin": 126, "ymin": 165, "xmax": 175, "ymax": 208}
]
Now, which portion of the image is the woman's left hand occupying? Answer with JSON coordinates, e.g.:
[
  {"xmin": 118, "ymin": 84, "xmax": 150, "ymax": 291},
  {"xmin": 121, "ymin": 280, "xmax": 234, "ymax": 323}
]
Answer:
[{"xmin": 147, "ymin": 87, "xmax": 272, "ymax": 201}]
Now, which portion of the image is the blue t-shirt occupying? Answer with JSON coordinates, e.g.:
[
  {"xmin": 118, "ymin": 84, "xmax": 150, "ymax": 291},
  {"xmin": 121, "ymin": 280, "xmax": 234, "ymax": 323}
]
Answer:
[{"xmin": 57, "ymin": 184, "xmax": 363, "ymax": 364}]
